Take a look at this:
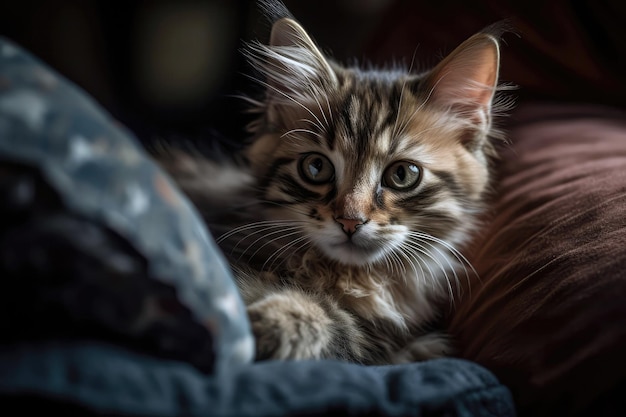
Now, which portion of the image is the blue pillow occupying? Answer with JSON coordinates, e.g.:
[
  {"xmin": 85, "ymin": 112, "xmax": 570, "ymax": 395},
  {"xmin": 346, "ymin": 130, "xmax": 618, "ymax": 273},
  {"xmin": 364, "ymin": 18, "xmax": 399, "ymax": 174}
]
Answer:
[{"xmin": 0, "ymin": 37, "xmax": 254, "ymax": 372}]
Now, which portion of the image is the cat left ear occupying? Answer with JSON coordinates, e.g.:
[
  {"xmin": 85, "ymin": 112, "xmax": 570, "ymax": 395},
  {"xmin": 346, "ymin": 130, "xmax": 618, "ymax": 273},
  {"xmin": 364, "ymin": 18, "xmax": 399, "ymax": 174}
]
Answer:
[
  {"xmin": 247, "ymin": 17, "xmax": 337, "ymax": 104},
  {"xmin": 422, "ymin": 32, "xmax": 500, "ymax": 135},
  {"xmin": 269, "ymin": 17, "xmax": 337, "ymax": 83}
]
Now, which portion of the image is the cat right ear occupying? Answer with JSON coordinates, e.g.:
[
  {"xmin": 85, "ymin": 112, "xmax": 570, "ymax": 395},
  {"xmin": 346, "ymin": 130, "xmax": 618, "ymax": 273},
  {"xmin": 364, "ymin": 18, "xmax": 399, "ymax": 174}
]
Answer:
[
  {"xmin": 245, "ymin": 17, "xmax": 338, "ymax": 106},
  {"xmin": 421, "ymin": 32, "xmax": 501, "ymax": 138}
]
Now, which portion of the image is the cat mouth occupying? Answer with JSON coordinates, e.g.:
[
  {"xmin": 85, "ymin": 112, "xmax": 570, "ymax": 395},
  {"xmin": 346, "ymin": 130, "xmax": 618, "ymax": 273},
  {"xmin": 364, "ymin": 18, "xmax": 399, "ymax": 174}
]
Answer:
[{"xmin": 327, "ymin": 240, "xmax": 383, "ymax": 265}]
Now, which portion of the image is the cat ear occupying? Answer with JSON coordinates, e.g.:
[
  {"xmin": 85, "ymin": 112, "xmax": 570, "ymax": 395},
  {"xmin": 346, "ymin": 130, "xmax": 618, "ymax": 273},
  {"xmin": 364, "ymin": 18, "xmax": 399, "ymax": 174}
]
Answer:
[
  {"xmin": 269, "ymin": 17, "xmax": 338, "ymax": 86},
  {"xmin": 422, "ymin": 32, "xmax": 500, "ymax": 136},
  {"xmin": 247, "ymin": 18, "xmax": 337, "ymax": 106}
]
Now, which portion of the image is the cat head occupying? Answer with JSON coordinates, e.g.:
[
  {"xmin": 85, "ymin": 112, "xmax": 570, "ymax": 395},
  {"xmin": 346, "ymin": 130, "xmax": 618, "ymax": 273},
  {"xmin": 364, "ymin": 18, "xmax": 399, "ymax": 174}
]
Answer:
[{"xmin": 242, "ymin": 13, "xmax": 504, "ymax": 267}]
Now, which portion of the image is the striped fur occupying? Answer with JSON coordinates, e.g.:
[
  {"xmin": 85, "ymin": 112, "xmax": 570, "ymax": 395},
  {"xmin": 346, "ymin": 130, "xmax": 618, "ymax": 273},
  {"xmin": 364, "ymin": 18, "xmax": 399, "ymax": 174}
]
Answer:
[{"xmin": 158, "ymin": 8, "xmax": 508, "ymax": 364}]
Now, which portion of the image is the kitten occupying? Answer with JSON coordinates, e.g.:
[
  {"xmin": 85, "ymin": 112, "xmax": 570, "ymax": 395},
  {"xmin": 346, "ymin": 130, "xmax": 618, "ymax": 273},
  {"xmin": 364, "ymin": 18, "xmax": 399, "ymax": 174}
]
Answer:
[{"xmin": 157, "ymin": 3, "xmax": 506, "ymax": 364}]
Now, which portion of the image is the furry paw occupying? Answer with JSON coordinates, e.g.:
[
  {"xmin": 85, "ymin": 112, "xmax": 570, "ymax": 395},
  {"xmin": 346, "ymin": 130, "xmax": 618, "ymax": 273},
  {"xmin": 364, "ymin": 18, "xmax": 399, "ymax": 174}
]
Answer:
[
  {"xmin": 392, "ymin": 332, "xmax": 455, "ymax": 363},
  {"xmin": 247, "ymin": 291, "xmax": 333, "ymax": 361}
]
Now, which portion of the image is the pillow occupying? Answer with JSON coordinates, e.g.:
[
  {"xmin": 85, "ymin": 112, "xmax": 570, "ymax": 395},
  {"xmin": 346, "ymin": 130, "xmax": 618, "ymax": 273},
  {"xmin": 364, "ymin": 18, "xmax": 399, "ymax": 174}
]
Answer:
[
  {"xmin": 449, "ymin": 102, "xmax": 626, "ymax": 416},
  {"xmin": 0, "ymin": 37, "xmax": 254, "ymax": 373}
]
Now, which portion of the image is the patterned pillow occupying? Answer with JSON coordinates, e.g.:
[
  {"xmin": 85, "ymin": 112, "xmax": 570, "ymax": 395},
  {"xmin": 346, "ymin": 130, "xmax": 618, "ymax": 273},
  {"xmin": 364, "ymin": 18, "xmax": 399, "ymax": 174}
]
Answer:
[{"xmin": 0, "ymin": 37, "xmax": 254, "ymax": 373}]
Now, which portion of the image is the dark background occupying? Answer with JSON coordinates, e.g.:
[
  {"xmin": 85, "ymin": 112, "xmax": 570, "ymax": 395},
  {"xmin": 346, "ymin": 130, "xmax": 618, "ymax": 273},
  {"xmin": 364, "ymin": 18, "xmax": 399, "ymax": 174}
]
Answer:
[
  {"xmin": 1, "ymin": 0, "xmax": 624, "ymax": 146},
  {"xmin": 0, "ymin": 0, "xmax": 395, "ymax": 147},
  {"xmin": 1, "ymin": 3, "xmax": 625, "ymax": 416}
]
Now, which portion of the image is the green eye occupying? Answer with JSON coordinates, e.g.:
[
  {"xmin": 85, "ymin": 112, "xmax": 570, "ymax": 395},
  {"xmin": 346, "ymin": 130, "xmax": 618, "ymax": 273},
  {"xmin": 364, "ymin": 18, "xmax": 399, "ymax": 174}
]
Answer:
[
  {"xmin": 382, "ymin": 161, "xmax": 421, "ymax": 190},
  {"xmin": 298, "ymin": 153, "xmax": 335, "ymax": 184}
]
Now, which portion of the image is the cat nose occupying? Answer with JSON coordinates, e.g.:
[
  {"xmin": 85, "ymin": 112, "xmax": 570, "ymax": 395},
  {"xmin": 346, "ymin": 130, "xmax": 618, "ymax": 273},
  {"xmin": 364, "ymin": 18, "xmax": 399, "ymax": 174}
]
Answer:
[{"xmin": 335, "ymin": 217, "xmax": 366, "ymax": 237}]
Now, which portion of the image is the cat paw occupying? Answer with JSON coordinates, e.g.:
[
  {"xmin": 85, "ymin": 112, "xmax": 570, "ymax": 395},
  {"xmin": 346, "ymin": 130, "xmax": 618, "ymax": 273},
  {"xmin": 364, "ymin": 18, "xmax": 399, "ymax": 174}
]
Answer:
[
  {"xmin": 391, "ymin": 332, "xmax": 455, "ymax": 363},
  {"xmin": 247, "ymin": 291, "xmax": 333, "ymax": 361}
]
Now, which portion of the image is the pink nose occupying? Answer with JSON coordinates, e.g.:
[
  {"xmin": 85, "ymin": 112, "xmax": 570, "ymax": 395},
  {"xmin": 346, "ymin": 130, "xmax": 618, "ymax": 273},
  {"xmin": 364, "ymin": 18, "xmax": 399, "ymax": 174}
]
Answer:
[{"xmin": 335, "ymin": 217, "xmax": 365, "ymax": 236}]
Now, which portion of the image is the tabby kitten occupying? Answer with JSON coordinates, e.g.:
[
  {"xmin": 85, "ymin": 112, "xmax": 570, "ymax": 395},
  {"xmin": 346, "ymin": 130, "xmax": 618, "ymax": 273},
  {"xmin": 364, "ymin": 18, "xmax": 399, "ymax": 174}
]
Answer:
[{"xmin": 159, "ymin": 6, "xmax": 504, "ymax": 364}]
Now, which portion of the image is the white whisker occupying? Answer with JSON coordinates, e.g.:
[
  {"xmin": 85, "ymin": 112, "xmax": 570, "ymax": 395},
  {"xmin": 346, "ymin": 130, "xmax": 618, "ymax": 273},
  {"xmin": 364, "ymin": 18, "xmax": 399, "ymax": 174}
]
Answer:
[
  {"xmin": 239, "ymin": 227, "xmax": 306, "ymax": 261},
  {"xmin": 408, "ymin": 236, "xmax": 460, "ymax": 290},
  {"xmin": 263, "ymin": 235, "xmax": 311, "ymax": 271},
  {"xmin": 309, "ymin": 84, "xmax": 329, "ymax": 128},
  {"xmin": 268, "ymin": 237, "xmax": 313, "ymax": 272},
  {"xmin": 388, "ymin": 248, "xmax": 407, "ymax": 277},
  {"xmin": 281, "ymin": 128, "xmax": 324, "ymax": 139},
  {"xmin": 404, "ymin": 236, "xmax": 455, "ymax": 302},
  {"xmin": 395, "ymin": 243, "xmax": 425, "ymax": 285},
  {"xmin": 242, "ymin": 72, "xmax": 326, "ymax": 132},
  {"xmin": 216, "ymin": 220, "xmax": 305, "ymax": 243},
  {"xmin": 401, "ymin": 240, "xmax": 442, "ymax": 292},
  {"xmin": 392, "ymin": 84, "xmax": 406, "ymax": 138},
  {"xmin": 396, "ymin": 76, "xmax": 444, "ymax": 138},
  {"xmin": 411, "ymin": 231, "xmax": 477, "ymax": 290}
]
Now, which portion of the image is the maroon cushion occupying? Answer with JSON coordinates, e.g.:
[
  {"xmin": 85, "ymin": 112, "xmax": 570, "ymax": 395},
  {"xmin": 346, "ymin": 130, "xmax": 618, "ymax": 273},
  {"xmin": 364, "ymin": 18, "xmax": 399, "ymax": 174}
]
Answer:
[{"xmin": 449, "ymin": 102, "xmax": 626, "ymax": 416}]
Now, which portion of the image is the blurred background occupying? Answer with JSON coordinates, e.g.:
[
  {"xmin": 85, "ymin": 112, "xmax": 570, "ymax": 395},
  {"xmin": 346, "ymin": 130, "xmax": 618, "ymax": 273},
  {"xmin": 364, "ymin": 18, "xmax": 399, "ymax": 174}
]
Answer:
[{"xmin": 1, "ymin": 0, "xmax": 624, "ymax": 147}]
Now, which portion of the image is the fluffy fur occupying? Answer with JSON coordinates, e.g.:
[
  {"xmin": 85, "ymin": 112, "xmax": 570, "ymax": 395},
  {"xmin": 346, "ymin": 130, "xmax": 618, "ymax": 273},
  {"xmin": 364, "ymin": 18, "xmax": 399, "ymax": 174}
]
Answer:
[{"xmin": 157, "ymin": 3, "xmax": 508, "ymax": 364}]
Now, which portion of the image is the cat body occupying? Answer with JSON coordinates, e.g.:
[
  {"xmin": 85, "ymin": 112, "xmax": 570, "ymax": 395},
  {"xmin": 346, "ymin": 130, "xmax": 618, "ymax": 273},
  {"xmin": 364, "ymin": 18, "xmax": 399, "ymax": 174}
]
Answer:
[{"xmin": 158, "ymin": 3, "xmax": 505, "ymax": 364}]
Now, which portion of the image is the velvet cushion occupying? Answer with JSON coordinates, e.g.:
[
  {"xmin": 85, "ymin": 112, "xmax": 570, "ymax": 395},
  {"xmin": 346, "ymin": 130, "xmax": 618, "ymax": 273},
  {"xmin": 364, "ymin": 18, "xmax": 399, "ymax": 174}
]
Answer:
[{"xmin": 449, "ymin": 103, "xmax": 626, "ymax": 416}]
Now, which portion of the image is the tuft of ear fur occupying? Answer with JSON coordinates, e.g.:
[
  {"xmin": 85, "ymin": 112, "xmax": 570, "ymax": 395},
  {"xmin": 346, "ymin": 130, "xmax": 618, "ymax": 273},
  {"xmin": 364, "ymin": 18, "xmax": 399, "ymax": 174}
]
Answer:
[
  {"xmin": 257, "ymin": 0, "xmax": 293, "ymax": 23},
  {"xmin": 243, "ymin": 17, "xmax": 337, "ymax": 129},
  {"xmin": 422, "ymin": 32, "xmax": 501, "ymax": 143},
  {"xmin": 268, "ymin": 17, "xmax": 337, "ymax": 86}
]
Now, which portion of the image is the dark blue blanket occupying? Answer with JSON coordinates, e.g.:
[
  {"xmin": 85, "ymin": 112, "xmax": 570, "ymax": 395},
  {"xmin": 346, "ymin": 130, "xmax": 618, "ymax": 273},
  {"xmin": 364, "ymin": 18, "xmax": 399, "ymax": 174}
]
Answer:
[
  {"xmin": 0, "ymin": 37, "xmax": 515, "ymax": 416},
  {"xmin": 0, "ymin": 341, "xmax": 513, "ymax": 417}
]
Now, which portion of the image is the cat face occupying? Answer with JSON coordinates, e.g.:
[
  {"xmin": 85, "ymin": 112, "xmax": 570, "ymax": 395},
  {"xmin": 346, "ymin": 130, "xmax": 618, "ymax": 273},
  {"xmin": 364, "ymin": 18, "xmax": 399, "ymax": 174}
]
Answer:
[{"xmin": 243, "ymin": 18, "xmax": 501, "ymax": 267}]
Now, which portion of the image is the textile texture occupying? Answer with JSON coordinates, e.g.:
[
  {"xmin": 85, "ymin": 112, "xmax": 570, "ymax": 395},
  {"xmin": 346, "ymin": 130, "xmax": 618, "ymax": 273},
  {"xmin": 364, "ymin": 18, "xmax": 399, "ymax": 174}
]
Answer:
[
  {"xmin": 0, "ymin": 37, "xmax": 254, "ymax": 373},
  {"xmin": 450, "ymin": 103, "xmax": 626, "ymax": 417}
]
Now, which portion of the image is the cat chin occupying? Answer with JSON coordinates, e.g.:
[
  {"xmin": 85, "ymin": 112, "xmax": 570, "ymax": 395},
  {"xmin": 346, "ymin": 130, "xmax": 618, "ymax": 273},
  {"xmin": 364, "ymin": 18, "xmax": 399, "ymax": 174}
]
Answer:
[{"xmin": 320, "ymin": 242, "xmax": 384, "ymax": 267}]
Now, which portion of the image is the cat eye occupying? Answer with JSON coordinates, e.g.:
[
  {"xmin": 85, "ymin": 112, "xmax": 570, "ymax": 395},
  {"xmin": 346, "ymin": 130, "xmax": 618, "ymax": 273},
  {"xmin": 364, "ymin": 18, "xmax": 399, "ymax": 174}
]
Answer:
[
  {"xmin": 298, "ymin": 153, "xmax": 335, "ymax": 184},
  {"xmin": 382, "ymin": 161, "xmax": 421, "ymax": 190}
]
